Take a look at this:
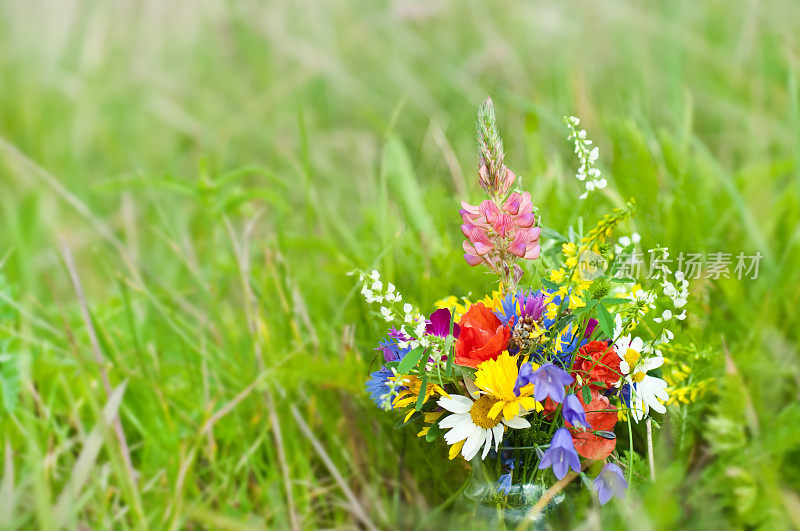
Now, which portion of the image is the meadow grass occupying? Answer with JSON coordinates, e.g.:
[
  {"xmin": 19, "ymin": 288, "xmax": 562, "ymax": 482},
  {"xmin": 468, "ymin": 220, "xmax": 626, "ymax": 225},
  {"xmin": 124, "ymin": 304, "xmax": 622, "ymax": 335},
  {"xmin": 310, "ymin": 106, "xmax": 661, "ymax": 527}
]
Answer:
[{"xmin": 1, "ymin": 0, "xmax": 799, "ymax": 528}]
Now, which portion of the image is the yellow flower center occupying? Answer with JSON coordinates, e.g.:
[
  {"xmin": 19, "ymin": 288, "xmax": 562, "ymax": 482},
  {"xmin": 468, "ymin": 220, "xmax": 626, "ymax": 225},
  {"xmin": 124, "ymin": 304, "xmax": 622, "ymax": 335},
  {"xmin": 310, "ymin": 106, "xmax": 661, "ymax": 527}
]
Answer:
[
  {"xmin": 632, "ymin": 371, "xmax": 646, "ymax": 383},
  {"xmin": 625, "ymin": 348, "xmax": 640, "ymax": 371},
  {"xmin": 470, "ymin": 395, "xmax": 502, "ymax": 429}
]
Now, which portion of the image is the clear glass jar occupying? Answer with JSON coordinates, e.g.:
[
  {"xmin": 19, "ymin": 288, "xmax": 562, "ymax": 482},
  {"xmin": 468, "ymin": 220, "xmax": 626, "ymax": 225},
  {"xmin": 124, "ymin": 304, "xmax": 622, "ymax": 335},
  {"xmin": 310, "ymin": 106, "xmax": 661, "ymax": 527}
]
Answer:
[{"xmin": 459, "ymin": 456, "xmax": 573, "ymax": 529}]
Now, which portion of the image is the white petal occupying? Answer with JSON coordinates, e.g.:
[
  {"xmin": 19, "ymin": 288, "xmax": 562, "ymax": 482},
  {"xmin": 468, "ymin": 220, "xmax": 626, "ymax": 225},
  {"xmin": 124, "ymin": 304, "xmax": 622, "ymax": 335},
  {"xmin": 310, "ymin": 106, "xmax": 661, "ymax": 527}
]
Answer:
[
  {"xmin": 503, "ymin": 416, "xmax": 531, "ymax": 429},
  {"xmin": 647, "ymin": 397, "xmax": 667, "ymax": 414},
  {"xmin": 463, "ymin": 376, "xmax": 480, "ymax": 399},
  {"xmin": 438, "ymin": 395, "xmax": 472, "ymax": 414},
  {"xmin": 443, "ymin": 417, "xmax": 477, "ymax": 444},
  {"xmin": 642, "ymin": 356, "xmax": 664, "ymax": 371},
  {"xmin": 481, "ymin": 432, "xmax": 493, "ymax": 459},
  {"xmin": 631, "ymin": 337, "xmax": 644, "ymax": 351},
  {"xmin": 492, "ymin": 424, "xmax": 505, "ymax": 451},
  {"xmin": 462, "ymin": 430, "xmax": 486, "ymax": 461},
  {"xmin": 439, "ymin": 413, "xmax": 467, "ymax": 430}
]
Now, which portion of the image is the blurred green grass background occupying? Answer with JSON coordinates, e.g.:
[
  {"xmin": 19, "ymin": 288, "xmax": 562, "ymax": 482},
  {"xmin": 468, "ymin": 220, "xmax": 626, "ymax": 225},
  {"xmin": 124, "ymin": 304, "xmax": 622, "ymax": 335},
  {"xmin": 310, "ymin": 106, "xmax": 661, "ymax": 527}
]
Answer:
[{"xmin": 1, "ymin": 0, "xmax": 799, "ymax": 528}]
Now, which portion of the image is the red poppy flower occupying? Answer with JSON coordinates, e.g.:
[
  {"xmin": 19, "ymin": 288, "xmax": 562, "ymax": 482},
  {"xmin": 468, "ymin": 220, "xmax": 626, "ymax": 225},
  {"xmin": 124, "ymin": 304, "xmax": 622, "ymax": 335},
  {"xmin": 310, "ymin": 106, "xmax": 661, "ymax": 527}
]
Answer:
[
  {"xmin": 453, "ymin": 303, "xmax": 510, "ymax": 368},
  {"xmin": 573, "ymin": 340, "xmax": 621, "ymax": 391},
  {"xmin": 567, "ymin": 387, "xmax": 617, "ymax": 460}
]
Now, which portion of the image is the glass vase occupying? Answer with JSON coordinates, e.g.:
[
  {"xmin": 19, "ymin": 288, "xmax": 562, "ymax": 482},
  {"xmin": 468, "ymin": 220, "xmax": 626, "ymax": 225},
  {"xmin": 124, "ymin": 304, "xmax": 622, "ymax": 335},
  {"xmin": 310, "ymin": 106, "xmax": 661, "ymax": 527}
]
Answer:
[{"xmin": 458, "ymin": 455, "xmax": 573, "ymax": 529}]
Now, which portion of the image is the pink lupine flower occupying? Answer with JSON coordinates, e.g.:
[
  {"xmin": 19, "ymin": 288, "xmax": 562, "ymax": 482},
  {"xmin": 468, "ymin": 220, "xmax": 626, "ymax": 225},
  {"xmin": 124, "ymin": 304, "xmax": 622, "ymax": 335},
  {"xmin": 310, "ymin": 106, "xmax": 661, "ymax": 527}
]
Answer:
[
  {"xmin": 502, "ymin": 192, "xmax": 535, "ymax": 221},
  {"xmin": 460, "ymin": 223, "xmax": 493, "ymax": 255},
  {"xmin": 462, "ymin": 244, "xmax": 483, "ymax": 266},
  {"xmin": 508, "ymin": 227, "xmax": 541, "ymax": 259},
  {"xmin": 460, "ymin": 192, "xmax": 541, "ymax": 274},
  {"xmin": 462, "ymin": 96, "xmax": 542, "ymax": 291},
  {"xmin": 478, "ymin": 159, "xmax": 517, "ymax": 197}
]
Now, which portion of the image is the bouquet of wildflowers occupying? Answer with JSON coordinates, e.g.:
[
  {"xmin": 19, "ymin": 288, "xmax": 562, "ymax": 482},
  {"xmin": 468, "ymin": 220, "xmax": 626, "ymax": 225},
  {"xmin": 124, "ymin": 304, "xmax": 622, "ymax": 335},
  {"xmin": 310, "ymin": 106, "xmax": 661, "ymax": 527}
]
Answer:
[{"xmin": 355, "ymin": 98, "xmax": 699, "ymax": 518}]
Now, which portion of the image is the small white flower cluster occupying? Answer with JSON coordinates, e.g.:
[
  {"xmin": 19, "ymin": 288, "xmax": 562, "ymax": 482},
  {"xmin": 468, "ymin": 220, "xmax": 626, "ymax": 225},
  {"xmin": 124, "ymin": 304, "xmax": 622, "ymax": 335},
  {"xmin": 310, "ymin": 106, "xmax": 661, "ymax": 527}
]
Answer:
[
  {"xmin": 638, "ymin": 247, "xmax": 690, "ymax": 354},
  {"xmin": 352, "ymin": 269, "xmax": 433, "ymax": 351},
  {"xmin": 662, "ymin": 270, "xmax": 689, "ymax": 310},
  {"xmin": 650, "ymin": 270, "xmax": 688, "ymax": 346},
  {"xmin": 357, "ymin": 270, "xmax": 402, "ymax": 306},
  {"xmin": 632, "ymin": 288, "xmax": 656, "ymax": 311},
  {"xmin": 614, "ymin": 232, "xmax": 641, "ymax": 254},
  {"xmin": 647, "ymin": 246, "xmax": 689, "ymax": 316},
  {"xmin": 565, "ymin": 116, "xmax": 607, "ymax": 199}
]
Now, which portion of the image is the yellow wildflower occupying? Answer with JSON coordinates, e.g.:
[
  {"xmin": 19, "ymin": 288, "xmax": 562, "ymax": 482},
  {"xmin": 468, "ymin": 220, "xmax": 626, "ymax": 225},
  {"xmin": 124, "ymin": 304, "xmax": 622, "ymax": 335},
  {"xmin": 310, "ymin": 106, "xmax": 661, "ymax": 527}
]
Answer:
[{"xmin": 474, "ymin": 352, "xmax": 542, "ymax": 421}]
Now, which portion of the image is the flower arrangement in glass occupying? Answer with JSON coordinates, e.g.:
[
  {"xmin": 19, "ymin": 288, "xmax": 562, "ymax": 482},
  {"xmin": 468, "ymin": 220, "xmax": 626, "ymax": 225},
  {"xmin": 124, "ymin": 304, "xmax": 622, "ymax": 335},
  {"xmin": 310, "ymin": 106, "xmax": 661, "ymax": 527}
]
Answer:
[{"xmin": 355, "ymin": 98, "xmax": 698, "ymax": 522}]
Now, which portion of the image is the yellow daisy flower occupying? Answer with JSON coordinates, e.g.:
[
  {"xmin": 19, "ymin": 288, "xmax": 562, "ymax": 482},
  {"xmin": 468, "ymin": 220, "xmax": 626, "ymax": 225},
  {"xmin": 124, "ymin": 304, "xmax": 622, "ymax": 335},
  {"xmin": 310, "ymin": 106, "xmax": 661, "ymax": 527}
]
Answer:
[
  {"xmin": 473, "ymin": 352, "xmax": 543, "ymax": 421},
  {"xmin": 392, "ymin": 375, "xmax": 448, "ymax": 422}
]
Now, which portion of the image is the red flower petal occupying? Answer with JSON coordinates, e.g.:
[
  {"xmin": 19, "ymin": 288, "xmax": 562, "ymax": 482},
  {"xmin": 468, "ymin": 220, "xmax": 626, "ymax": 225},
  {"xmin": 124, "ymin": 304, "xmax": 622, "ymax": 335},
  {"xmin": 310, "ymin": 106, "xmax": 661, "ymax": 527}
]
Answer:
[
  {"xmin": 567, "ymin": 387, "xmax": 617, "ymax": 460},
  {"xmin": 454, "ymin": 303, "xmax": 510, "ymax": 368}
]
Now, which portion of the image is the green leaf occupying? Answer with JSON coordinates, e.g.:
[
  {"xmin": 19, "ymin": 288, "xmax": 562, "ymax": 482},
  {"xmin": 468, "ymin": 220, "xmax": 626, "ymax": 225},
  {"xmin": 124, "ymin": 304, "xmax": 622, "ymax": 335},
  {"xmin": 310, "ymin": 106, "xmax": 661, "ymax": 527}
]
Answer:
[
  {"xmin": 382, "ymin": 136, "xmax": 442, "ymax": 251},
  {"xmin": 610, "ymin": 277, "xmax": 636, "ymax": 284},
  {"xmin": 425, "ymin": 419, "xmax": 444, "ymax": 442},
  {"xmin": 444, "ymin": 341, "xmax": 454, "ymax": 377},
  {"xmin": 397, "ymin": 347, "xmax": 424, "ymax": 374},
  {"xmin": 581, "ymin": 386, "xmax": 591, "ymax": 404},
  {"xmin": 600, "ymin": 297, "xmax": 630, "ymax": 305},
  {"xmin": 444, "ymin": 312, "xmax": 456, "ymax": 377},
  {"xmin": 540, "ymin": 278, "xmax": 560, "ymax": 291},
  {"xmin": 596, "ymin": 304, "xmax": 614, "ymax": 337},
  {"xmin": 415, "ymin": 373, "xmax": 428, "ymax": 410},
  {"xmin": 0, "ymin": 354, "xmax": 19, "ymax": 413},
  {"xmin": 394, "ymin": 413, "xmax": 419, "ymax": 430},
  {"xmin": 552, "ymin": 314, "xmax": 575, "ymax": 335},
  {"xmin": 540, "ymin": 226, "xmax": 568, "ymax": 243},
  {"xmin": 571, "ymin": 300, "xmax": 597, "ymax": 316}
]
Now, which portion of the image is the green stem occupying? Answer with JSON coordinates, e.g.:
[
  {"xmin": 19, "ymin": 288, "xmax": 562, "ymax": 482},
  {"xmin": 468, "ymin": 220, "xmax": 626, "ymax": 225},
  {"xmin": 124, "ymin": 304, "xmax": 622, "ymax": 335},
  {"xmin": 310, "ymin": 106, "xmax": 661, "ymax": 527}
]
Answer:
[{"xmin": 627, "ymin": 415, "xmax": 634, "ymax": 486}]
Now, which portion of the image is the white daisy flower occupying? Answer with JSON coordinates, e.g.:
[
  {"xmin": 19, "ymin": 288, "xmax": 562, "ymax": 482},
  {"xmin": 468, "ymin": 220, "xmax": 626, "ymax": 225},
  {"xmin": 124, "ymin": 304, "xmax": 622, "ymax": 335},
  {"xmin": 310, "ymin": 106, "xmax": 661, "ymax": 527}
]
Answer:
[
  {"xmin": 615, "ymin": 335, "xmax": 663, "ymax": 382},
  {"xmin": 630, "ymin": 374, "xmax": 669, "ymax": 422},
  {"xmin": 437, "ymin": 389, "xmax": 531, "ymax": 461},
  {"xmin": 614, "ymin": 335, "xmax": 669, "ymax": 421}
]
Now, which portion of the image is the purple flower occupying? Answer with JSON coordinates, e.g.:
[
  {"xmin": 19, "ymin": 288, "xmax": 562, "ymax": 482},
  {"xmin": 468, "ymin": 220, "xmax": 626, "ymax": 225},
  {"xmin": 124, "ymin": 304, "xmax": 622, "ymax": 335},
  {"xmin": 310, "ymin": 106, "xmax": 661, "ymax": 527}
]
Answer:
[
  {"xmin": 517, "ymin": 290, "xmax": 545, "ymax": 321},
  {"xmin": 523, "ymin": 362, "xmax": 575, "ymax": 403},
  {"xmin": 593, "ymin": 463, "xmax": 628, "ymax": 504},
  {"xmin": 497, "ymin": 472, "xmax": 513, "ymax": 495},
  {"xmin": 513, "ymin": 362, "xmax": 535, "ymax": 396},
  {"xmin": 562, "ymin": 394, "xmax": 589, "ymax": 429},
  {"xmin": 495, "ymin": 289, "xmax": 546, "ymax": 327},
  {"xmin": 376, "ymin": 333, "xmax": 411, "ymax": 362},
  {"xmin": 426, "ymin": 308, "xmax": 460, "ymax": 338},
  {"xmin": 583, "ymin": 318, "xmax": 598, "ymax": 339},
  {"xmin": 387, "ymin": 327, "xmax": 410, "ymax": 341},
  {"xmin": 538, "ymin": 428, "xmax": 581, "ymax": 480}
]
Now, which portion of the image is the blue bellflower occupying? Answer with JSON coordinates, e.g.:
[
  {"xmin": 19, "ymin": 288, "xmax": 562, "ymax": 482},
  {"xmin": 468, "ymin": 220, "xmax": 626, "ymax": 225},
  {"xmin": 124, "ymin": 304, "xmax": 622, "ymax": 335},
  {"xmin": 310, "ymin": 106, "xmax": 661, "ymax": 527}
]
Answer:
[
  {"xmin": 513, "ymin": 362, "xmax": 535, "ymax": 396},
  {"xmin": 516, "ymin": 362, "xmax": 574, "ymax": 402},
  {"xmin": 593, "ymin": 463, "xmax": 628, "ymax": 504},
  {"xmin": 497, "ymin": 473, "xmax": 513, "ymax": 495},
  {"xmin": 538, "ymin": 428, "xmax": 581, "ymax": 480},
  {"xmin": 562, "ymin": 393, "xmax": 589, "ymax": 428},
  {"xmin": 496, "ymin": 452, "xmax": 516, "ymax": 495}
]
